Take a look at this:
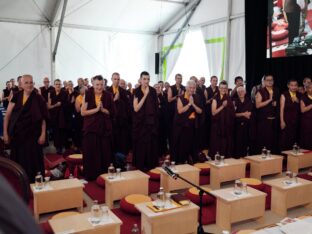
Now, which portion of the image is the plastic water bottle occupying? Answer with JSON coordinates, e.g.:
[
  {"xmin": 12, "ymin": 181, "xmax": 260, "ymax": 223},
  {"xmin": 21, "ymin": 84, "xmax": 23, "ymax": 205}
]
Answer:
[
  {"xmin": 69, "ymin": 173, "xmax": 74, "ymax": 179},
  {"xmin": 156, "ymin": 187, "xmax": 165, "ymax": 208},
  {"xmin": 131, "ymin": 223, "xmax": 139, "ymax": 233},
  {"xmin": 108, "ymin": 163, "xmax": 115, "ymax": 179},
  {"xmin": 91, "ymin": 200, "xmax": 102, "ymax": 224},
  {"xmin": 35, "ymin": 172, "xmax": 44, "ymax": 190}
]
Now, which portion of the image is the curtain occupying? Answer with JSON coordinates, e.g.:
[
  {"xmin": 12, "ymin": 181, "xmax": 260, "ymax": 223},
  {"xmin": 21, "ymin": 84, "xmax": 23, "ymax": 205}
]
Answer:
[
  {"xmin": 201, "ymin": 21, "xmax": 227, "ymax": 81},
  {"xmin": 161, "ymin": 31, "xmax": 186, "ymax": 81}
]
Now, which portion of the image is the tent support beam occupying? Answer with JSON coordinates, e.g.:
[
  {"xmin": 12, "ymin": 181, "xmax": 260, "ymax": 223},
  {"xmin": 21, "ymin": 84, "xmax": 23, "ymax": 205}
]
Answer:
[
  {"xmin": 224, "ymin": 0, "xmax": 232, "ymax": 81},
  {"xmin": 0, "ymin": 18, "xmax": 49, "ymax": 26},
  {"xmin": 161, "ymin": 0, "xmax": 201, "ymax": 63},
  {"xmin": 52, "ymin": 0, "xmax": 68, "ymax": 62},
  {"xmin": 50, "ymin": 0, "xmax": 62, "ymax": 26},
  {"xmin": 159, "ymin": 0, "xmax": 199, "ymax": 34},
  {"xmin": 152, "ymin": 0, "xmax": 188, "ymax": 5}
]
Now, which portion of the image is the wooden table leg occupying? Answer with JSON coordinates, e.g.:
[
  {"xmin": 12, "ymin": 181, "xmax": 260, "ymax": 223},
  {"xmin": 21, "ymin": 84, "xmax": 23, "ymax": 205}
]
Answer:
[
  {"xmin": 250, "ymin": 163, "xmax": 261, "ymax": 180},
  {"xmin": 210, "ymin": 168, "xmax": 221, "ymax": 189},
  {"xmin": 105, "ymin": 186, "xmax": 114, "ymax": 209},
  {"xmin": 216, "ymin": 199, "xmax": 231, "ymax": 231},
  {"xmin": 271, "ymin": 188, "xmax": 287, "ymax": 216}
]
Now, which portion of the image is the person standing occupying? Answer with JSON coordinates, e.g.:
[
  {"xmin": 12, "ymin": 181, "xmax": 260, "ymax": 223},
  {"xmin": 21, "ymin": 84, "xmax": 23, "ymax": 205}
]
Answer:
[{"xmin": 3, "ymin": 75, "xmax": 48, "ymax": 182}]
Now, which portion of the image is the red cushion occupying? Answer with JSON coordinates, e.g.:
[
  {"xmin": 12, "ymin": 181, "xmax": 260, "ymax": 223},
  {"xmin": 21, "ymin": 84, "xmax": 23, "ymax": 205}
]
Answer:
[
  {"xmin": 147, "ymin": 169, "xmax": 160, "ymax": 181},
  {"xmin": 199, "ymin": 175, "xmax": 210, "ymax": 185},
  {"xmin": 65, "ymin": 154, "xmax": 83, "ymax": 165},
  {"xmin": 185, "ymin": 187, "xmax": 215, "ymax": 206},
  {"xmin": 120, "ymin": 194, "xmax": 152, "ymax": 215},
  {"xmin": 148, "ymin": 180, "xmax": 160, "ymax": 194},
  {"xmin": 240, "ymin": 178, "xmax": 266, "ymax": 191},
  {"xmin": 298, "ymin": 174, "xmax": 312, "ymax": 181},
  {"xmin": 272, "ymin": 29, "xmax": 288, "ymax": 41},
  {"xmin": 193, "ymin": 163, "xmax": 210, "ymax": 176},
  {"xmin": 201, "ymin": 204, "xmax": 216, "ymax": 225},
  {"xmin": 96, "ymin": 175, "xmax": 105, "ymax": 188}
]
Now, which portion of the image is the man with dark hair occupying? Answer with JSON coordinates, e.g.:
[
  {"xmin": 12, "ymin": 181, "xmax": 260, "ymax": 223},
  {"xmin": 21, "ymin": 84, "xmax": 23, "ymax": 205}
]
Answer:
[
  {"xmin": 255, "ymin": 75, "xmax": 280, "ymax": 153},
  {"xmin": 10, "ymin": 78, "xmax": 19, "ymax": 93},
  {"xmin": 81, "ymin": 75, "xmax": 115, "ymax": 180},
  {"xmin": 230, "ymin": 76, "xmax": 244, "ymax": 100},
  {"xmin": 280, "ymin": 79, "xmax": 301, "ymax": 150},
  {"xmin": 132, "ymin": 71, "xmax": 159, "ymax": 170},
  {"xmin": 3, "ymin": 75, "xmax": 48, "ymax": 181},
  {"xmin": 209, "ymin": 80, "xmax": 235, "ymax": 158},
  {"xmin": 2, "ymin": 81, "xmax": 12, "ymax": 109}
]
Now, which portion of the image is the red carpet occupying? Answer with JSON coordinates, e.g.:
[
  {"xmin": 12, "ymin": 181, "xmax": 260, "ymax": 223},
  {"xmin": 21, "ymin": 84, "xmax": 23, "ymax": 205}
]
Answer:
[
  {"xmin": 83, "ymin": 180, "xmax": 105, "ymax": 204},
  {"xmin": 44, "ymin": 153, "xmax": 65, "ymax": 169},
  {"xmin": 112, "ymin": 208, "xmax": 141, "ymax": 234}
]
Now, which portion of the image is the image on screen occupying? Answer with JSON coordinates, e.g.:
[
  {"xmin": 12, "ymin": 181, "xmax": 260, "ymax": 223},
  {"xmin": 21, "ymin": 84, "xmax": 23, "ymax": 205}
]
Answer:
[{"xmin": 267, "ymin": 0, "xmax": 312, "ymax": 58}]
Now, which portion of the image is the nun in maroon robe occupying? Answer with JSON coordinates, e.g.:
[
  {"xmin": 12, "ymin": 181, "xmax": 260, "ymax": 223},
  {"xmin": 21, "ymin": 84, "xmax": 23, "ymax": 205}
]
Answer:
[
  {"xmin": 48, "ymin": 79, "xmax": 68, "ymax": 154},
  {"xmin": 107, "ymin": 73, "xmax": 131, "ymax": 155},
  {"xmin": 279, "ymin": 80, "xmax": 301, "ymax": 151},
  {"xmin": 132, "ymin": 71, "xmax": 159, "ymax": 171},
  {"xmin": 171, "ymin": 80, "xmax": 203, "ymax": 164},
  {"xmin": 233, "ymin": 87, "xmax": 254, "ymax": 158},
  {"xmin": 3, "ymin": 75, "xmax": 48, "ymax": 182},
  {"xmin": 300, "ymin": 84, "xmax": 312, "ymax": 150},
  {"xmin": 255, "ymin": 75, "xmax": 280, "ymax": 153},
  {"xmin": 209, "ymin": 81, "xmax": 235, "ymax": 158},
  {"xmin": 82, "ymin": 75, "xmax": 115, "ymax": 180}
]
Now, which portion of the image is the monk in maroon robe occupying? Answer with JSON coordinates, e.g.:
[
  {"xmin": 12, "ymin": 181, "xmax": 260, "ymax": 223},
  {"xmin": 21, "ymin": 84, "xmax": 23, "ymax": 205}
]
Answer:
[
  {"xmin": 39, "ymin": 77, "xmax": 55, "ymax": 103},
  {"xmin": 255, "ymin": 75, "xmax": 280, "ymax": 153},
  {"xmin": 279, "ymin": 80, "xmax": 301, "ymax": 151},
  {"xmin": 107, "ymin": 73, "xmax": 131, "ymax": 155},
  {"xmin": 2, "ymin": 81, "xmax": 12, "ymax": 109},
  {"xmin": 209, "ymin": 81, "xmax": 235, "ymax": 158},
  {"xmin": 132, "ymin": 71, "xmax": 159, "ymax": 171},
  {"xmin": 155, "ymin": 83, "xmax": 169, "ymax": 156},
  {"xmin": 171, "ymin": 80, "xmax": 203, "ymax": 164},
  {"xmin": 233, "ymin": 87, "xmax": 254, "ymax": 158},
  {"xmin": 73, "ymin": 86, "xmax": 86, "ymax": 150},
  {"xmin": 168, "ymin": 74, "xmax": 185, "ymax": 149},
  {"xmin": 48, "ymin": 79, "xmax": 68, "ymax": 154},
  {"xmin": 81, "ymin": 75, "xmax": 115, "ymax": 180},
  {"xmin": 205, "ymin": 76, "xmax": 219, "ymax": 146},
  {"xmin": 230, "ymin": 76, "xmax": 244, "ymax": 100},
  {"xmin": 3, "ymin": 75, "xmax": 48, "ymax": 182},
  {"xmin": 300, "ymin": 83, "xmax": 312, "ymax": 150}
]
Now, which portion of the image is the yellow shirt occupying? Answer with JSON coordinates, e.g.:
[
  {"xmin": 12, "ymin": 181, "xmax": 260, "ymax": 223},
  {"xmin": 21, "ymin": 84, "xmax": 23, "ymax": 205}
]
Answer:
[
  {"xmin": 266, "ymin": 87, "xmax": 273, "ymax": 95},
  {"xmin": 308, "ymin": 95, "xmax": 312, "ymax": 100},
  {"xmin": 184, "ymin": 93, "xmax": 195, "ymax": 119},
  {"xmin": 76, "ymin": 95, "xmax": 83, "ymax": 105},
  {"xmin": 289, "ymin": 91, "xmax": 296, "ymax": 98},
  {"xmin": 112, "ymin": 86, "xmax": 119, "ymax": 94},
  {"xmin": 22, "ymin": 94, "xmax": 28, "ymax": 105},
  {"xmin": 95, "ymin": 94, "xmax": 102, "ymax": 106},
  {"xmin": 220, "ymin": 94, "xmax": 224, "ymax": 100}
]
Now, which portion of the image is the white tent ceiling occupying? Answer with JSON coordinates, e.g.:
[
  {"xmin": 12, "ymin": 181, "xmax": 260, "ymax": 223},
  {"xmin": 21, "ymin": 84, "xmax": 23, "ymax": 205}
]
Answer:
[{"xmin": 0, "ymin": 0, "xmax": 194, "ymax": 34}]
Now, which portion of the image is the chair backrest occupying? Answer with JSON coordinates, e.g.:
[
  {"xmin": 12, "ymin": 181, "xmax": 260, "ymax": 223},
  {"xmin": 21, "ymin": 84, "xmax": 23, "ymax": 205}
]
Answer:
[{"xmin": 0, "ymin": 157, "xmax": 30, "ymax": 203}]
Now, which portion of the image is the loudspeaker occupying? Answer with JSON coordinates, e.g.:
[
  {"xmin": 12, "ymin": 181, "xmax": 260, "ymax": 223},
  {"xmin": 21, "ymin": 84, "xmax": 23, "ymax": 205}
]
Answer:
[{"xmin": 155, "ymin": 53, "xmax": 160, "ymax": 74}]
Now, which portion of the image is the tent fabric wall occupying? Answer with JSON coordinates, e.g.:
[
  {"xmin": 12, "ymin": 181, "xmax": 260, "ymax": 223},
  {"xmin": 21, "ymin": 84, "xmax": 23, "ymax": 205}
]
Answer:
[
  {"xmin": 0, "ymin": 22, "xmax": 51, "ymax": 89},
  {"xmin": 56, "ymin": 27, "xmax": 157, "ymax": 86},
  {"xmin": 161, "ymin": 31, "xmax": 186, "ymax": 81},
  {"xmin": 201, "ymin": 22, "xmax": 227, "ymax": 81},
  {"xmin": 228, "ymin": 17, "xmax": 245, "ymax": 88}
]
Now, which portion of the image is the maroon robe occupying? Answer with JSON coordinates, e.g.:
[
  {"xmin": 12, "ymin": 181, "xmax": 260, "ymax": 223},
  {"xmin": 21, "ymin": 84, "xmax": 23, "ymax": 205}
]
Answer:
[
  {"xmin": 233, "ymin": 97, "xmax": 254, "ymax": 158},
  {"xmin": 157, "ymin": 92, "xmax": 170, "ymax": 156},
  {"xmin": 107, "ymin": 86, "xmax": 131, "ymax": 155},
  {"xmin": 195, "ymin": 86, "xmax": 207, "ymax": 151},
  {"xmin": 82, "ymin": 89, "xmax": 115, "ymax": 180},
  {"xmin": 256, "ymin": 87, "xmax": 280, "ymax": 153},
  {"xmin": 39, "ymin": 86, "xmax": 55, "ymax": 103},
  {"xmin": 209, "ymin": 94, "xmax": 235, "ymax": 158},
  {"xmin": 300, "ymin": 94, "xmax": 312, "ymax": 149},
  {"xmin": 206, "ymin": 86, "xmax": 219, "ymax": 146},
  {"xmin": 2, "ymin": 88, "xmax": 11, "ymax": 109},
  {"xmin": 132, "ymin": 86, "xmax": 159, "ymax": 170},
  {"xmin": 280, "ymin": 91, "xmax": 301, "ymax": 151},
  {"xmin": 168, "ymin": 84, "xmax": 185, "ymax": 148},
  {"xmin": 9, "ymin": 90, "xmax": 48, "ymax": 182},
  {"xmin": 171, "ymin": 94, "xmax": 202, "ymax": 164},
  {"xmin": 49, "ymin": 89, "xmax": 68, "ymax": 151}
]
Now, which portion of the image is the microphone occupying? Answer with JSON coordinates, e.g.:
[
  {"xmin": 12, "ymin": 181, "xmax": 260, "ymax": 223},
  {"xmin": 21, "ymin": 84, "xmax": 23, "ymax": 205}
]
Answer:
[{"xmin": 163, "ymin": 166, "xmax": 178, "ymax": 180}]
